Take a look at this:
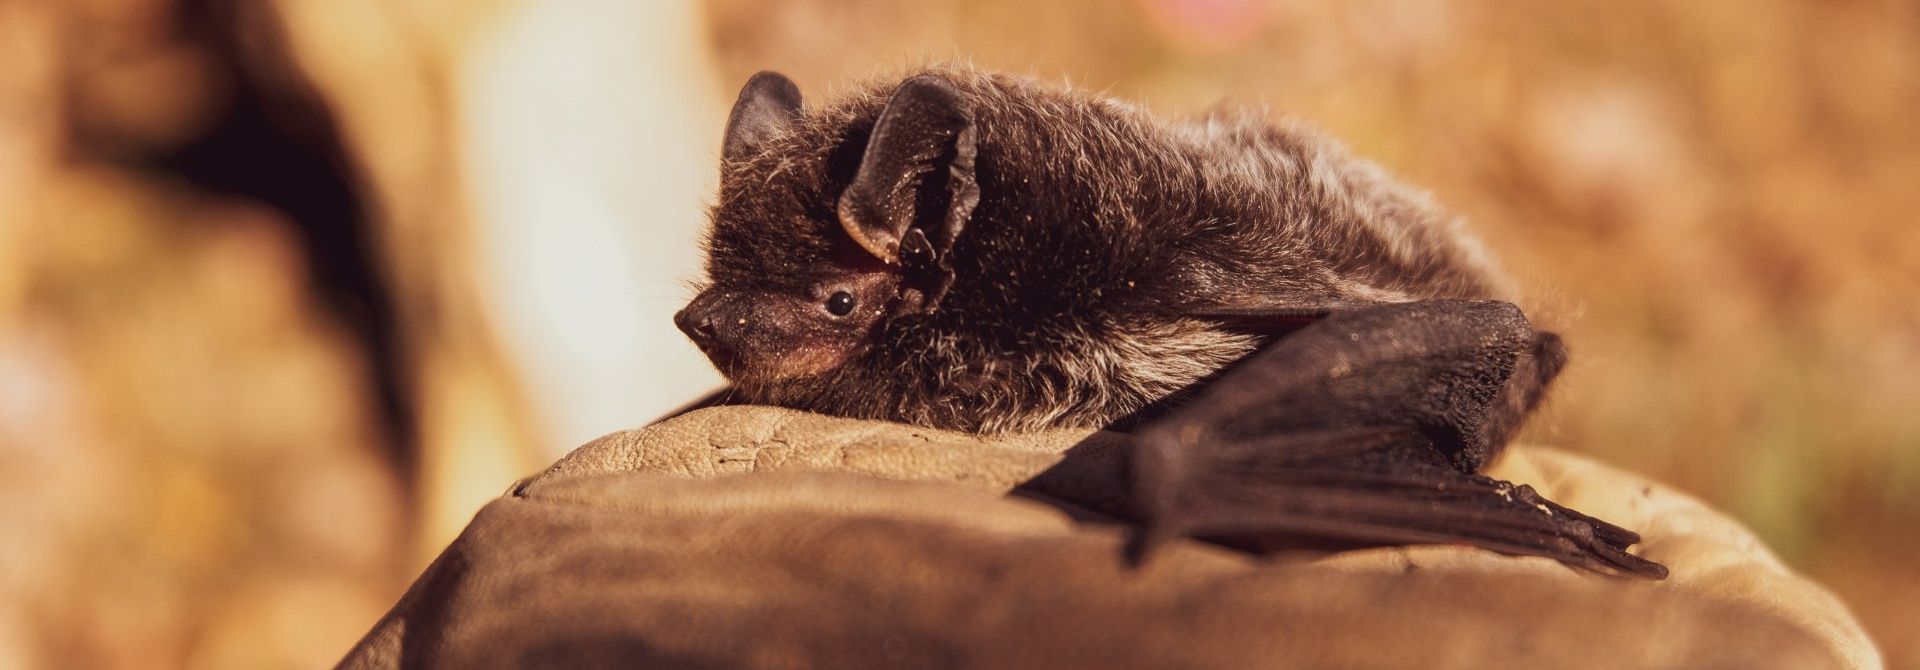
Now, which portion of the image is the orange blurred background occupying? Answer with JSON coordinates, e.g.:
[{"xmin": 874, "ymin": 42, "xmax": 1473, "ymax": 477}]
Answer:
[{"xmin": 1, "ymin": 0, "xmax": 1914, "ymax": 666}]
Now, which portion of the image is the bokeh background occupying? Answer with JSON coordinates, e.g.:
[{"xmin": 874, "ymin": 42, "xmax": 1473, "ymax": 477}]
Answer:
[{"xmin": 1, "ymin": 0, "xmax": 1914, "ymax": 666}]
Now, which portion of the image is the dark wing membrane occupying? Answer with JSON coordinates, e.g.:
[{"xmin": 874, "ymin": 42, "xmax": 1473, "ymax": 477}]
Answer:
[
  {"xmin": 1131, "ymin": 300, "xmax": 1667, "ymax": 579},
  {"xmin": 1134, "ymin": 424, "xmax": 1665, "ymax": 577}
]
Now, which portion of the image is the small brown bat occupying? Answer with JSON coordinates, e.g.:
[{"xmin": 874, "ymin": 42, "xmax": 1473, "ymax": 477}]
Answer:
[{"xmin": 676, "ymin": 66, "xmax": 1666, "ymax": 579}]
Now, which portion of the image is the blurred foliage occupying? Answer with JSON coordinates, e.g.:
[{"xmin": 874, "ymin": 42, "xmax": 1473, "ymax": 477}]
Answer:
[
  {"xmin": 1, "ymin": 0, "xmax": 445, "ymax": 667},
  {"xmin": 0, "ymin": 0, "xmax": 1914, "ymax": 666}
]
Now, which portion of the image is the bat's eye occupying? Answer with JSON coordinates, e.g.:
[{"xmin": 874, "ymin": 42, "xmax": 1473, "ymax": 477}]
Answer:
[{"xmin": 825, "ymin": 291, "xmax": 856, "ymax": 316}]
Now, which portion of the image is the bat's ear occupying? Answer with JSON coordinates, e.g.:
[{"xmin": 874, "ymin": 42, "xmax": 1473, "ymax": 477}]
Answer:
[
  {"xmin": 723, "ymin": 71, "xmax": 803, "ymax": 162},
  {"xmin": 837, "ymin": 74, "xmax": 979, "ymax": 267}
]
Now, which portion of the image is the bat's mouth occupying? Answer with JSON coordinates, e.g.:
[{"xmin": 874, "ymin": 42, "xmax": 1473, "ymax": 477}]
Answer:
[
  {"xmin": 691, "ymin": 343, "xmax": 744, "ymax": 377},
  {"xmin": 688, "ymin": 337, "xmax": 853, "ymax": 387}
]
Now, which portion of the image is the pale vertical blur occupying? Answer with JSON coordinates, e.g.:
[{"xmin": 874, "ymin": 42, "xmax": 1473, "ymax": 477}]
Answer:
[
  {"xmin": 461, "ymin": 0, "xmax": 724, "ymax": 454},
  {"xmin": 0, "ymin": 0, "xmax": 1914, "ymax": 667}
]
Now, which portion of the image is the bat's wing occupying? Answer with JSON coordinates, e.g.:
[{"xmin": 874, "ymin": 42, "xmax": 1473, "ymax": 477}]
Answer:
[{"xmin": 1133, "ymin": 299, "xmax": 1667, "ymax": 579}]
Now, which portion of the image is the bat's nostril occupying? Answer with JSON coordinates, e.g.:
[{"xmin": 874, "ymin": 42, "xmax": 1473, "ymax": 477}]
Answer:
[{"xmin": 673, "ymin": 308, "xmax": 717, "ymax": 343}]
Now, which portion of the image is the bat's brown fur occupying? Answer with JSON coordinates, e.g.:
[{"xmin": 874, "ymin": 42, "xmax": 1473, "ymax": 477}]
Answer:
[{"xmin": 692, "ymin": 64, "xmax": 1539, "ymax": 435}]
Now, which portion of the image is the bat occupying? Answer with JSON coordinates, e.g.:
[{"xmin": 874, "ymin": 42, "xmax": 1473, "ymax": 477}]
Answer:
[{"xmin": 674, "ymin": 66, "xmax": 1667, "ymax": 579}]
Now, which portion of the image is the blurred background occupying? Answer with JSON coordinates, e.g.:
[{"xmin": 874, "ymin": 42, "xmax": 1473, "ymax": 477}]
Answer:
[{"xmin": 0, "ymin": 0, "xmax": 1914, "ymax": 666}]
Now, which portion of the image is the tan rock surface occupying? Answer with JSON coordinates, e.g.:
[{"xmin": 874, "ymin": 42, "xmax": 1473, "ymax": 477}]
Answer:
[{"xmin": 343, "ymin": 405, "xmax": 1879, "ymax": 669}]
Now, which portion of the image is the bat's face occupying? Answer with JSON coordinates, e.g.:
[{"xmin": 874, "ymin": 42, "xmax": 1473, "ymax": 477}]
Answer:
[{"xmin": 675, "ymin": 262, "xmax": 898, "ymax": 384}]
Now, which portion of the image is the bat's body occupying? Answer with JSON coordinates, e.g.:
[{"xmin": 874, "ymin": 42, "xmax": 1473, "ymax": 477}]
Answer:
[{"xmin": 678, "ymin": 66, "xmax": 1666, "ymax": 578}]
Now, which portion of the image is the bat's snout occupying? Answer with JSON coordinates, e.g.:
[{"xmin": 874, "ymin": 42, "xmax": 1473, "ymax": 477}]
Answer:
[
  {"xmin": 675, "ymin": 290, "xmax": 748, "ymax": 372},
  {"xmin": 676, "ymin": 288, "xmax": 858, "ymax": 382}
]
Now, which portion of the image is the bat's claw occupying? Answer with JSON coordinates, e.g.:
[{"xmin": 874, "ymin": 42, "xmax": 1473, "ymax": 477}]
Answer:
[{"xmin": 1128, "ymin": 432, "xmax": 1670, "ymax": 579}]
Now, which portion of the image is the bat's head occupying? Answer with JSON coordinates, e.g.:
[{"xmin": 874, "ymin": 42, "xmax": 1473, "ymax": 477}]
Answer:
[
  {"xmin": 677, "ymin": 70, "xmax": 978, "ymax": 387},
  {"xmin": 677, "ymin": 68, "xmax": 1274, "ymax": 432}
]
